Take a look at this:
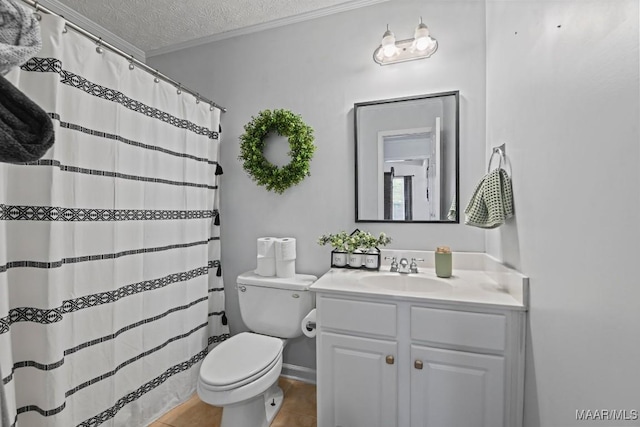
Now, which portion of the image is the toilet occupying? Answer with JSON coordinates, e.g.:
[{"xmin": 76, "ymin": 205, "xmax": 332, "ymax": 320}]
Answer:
[{"xmin": 197, "ymin": 270, "xmax": 317, "ymax": 427}]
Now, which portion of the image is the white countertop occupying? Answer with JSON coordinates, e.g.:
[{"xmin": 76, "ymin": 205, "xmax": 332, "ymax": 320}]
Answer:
[{"xmin": 310, "ymin": 251, "xmax": 529, "ymax": 311}]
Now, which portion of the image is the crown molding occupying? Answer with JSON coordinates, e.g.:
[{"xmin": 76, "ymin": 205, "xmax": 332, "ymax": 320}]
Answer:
[
  {"xmin": 36, "ymin": 0, "xmax": 146, "ymax": 62},
  {"xmin": 147, "ymin": 0, "xmax": 390, "ymax": 58}
]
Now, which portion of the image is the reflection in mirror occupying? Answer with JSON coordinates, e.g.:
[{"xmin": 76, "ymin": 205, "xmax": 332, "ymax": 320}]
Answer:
[{"xmin": 355, "ymin": 91, "xmax": 459, "ymax": 222}]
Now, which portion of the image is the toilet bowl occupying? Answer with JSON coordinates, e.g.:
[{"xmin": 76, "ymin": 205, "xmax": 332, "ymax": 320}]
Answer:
[
  {"xmin": 198, "ymin": 332, "xmax": 284, "ymax": 427},
  {"xmin": 197, "ymin": 271, "xmax": 316, "ymax": 427}
]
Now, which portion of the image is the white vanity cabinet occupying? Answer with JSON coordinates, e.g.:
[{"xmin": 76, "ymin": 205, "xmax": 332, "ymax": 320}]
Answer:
[
  {"xmin": 317, "ymin": 297, "xmax": 400, "ymax": 427},
  {"xmin": 315, "ymin": 294, "xmax": 526, "ymax": 427},
  {"xmin": 319, "ymin": 332, "xmax": 398, "ymax": 427}
]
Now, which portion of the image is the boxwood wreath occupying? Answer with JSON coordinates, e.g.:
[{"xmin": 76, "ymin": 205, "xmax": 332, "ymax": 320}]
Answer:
[{"xmin": 239, "ymin": 109, "xmax": 316, "ymax": 194}]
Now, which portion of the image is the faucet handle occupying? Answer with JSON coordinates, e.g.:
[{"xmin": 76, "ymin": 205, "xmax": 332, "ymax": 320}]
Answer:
[
  {"xmin": 385, "ymin": 256, "xmax": 398, "ymax": 272},
  {"xmin": 410, "ymin": 258, "xmax": 424, "ymax": 274}
]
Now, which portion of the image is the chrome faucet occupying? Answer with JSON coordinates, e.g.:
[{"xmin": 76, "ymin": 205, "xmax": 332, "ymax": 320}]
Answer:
[
  {"xmin": 398, "ymin": 258, "xmax": 410, "ymax": 274},
  {"xmin": 386, "ymin": 256, "xmax": 424, "ymax": 274},
  {"xmin": 385, "ymin": 256, "xmax": 399, "ymax": 272},
  {"xmin": 410, "ymin": 258, "xmax": 424, "ymax": 274}
]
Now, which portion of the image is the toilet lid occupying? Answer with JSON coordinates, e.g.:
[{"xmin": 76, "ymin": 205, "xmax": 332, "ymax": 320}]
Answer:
[{"xmin": 200, "ymin": 332, "xmax": 283, "ymax": 389}]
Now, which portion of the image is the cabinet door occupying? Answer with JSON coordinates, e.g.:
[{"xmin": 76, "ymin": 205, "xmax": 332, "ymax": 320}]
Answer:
[
  {"xmin": 318, "ymin": 332, "xmax": 397, "ymax": 427},
  {"xmin": 411, "ymin": 345, "xmax": 505, "ymax": 427}
]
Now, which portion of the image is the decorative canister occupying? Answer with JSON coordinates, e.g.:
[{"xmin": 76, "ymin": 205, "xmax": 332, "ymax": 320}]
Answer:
[
  {"xmin": 348, "ymin": 251, "xmax": 364, "ymax": 268},
  {"xmin": 332, "ymin": 251, "xmax": 348, "ymax": 267},
  {"xmin": 435, "ymin": 246, "xmax": 452, "ymax": 278},
  {"xmin": 364, "ymin": 249, "xmax": 380, "ymax": 269}
]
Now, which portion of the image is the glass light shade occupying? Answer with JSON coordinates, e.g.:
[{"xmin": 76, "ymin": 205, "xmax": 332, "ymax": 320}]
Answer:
[
  {"xmin": 418, "ymin": 36, "xmax": 436, "ymax": 52},
  {"xmin": 414, "ymin": 22, "xmax": 431, "ymax": 51},
  {"xmin": 381, "ymin": 29, "xmax": 397, "ymax": 58}
]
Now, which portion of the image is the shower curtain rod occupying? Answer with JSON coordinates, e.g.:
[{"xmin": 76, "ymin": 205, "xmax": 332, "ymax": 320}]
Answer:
[{"xmin": 19, "ymin": 0, "xmax": 227, "ymax": 113}]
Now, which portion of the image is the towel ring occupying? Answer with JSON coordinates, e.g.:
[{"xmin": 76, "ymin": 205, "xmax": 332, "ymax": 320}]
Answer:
[
  {"xmin": 487, "ymin": 147, "xmax": 504, "ymax": 173},
  {"xmin": 487, "ymin": 145, "xmax": 512, "ymax": 177}
]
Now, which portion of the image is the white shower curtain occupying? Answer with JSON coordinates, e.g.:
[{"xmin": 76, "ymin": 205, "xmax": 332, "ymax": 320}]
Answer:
[{"xmin": 0, "ymin": 13, "xmax": 229, "ymax": 427}]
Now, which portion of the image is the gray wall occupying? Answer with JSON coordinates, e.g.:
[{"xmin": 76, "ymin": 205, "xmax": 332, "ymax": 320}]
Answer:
[
  {"xmin": 149, "ymin": 0, "xmax": 487, "ymax": 370},
  {"xmin": 149, "ymin": 0, "xmax": 640, "ymax": 425},
  {"xmin": 485, "ymin": 1, "xmax": 640, "ymax": 426}
]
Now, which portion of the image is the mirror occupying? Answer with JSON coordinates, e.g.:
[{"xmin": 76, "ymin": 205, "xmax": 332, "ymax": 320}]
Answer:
[{"xmin": 355, "ymin": 91, "xmax": 459, "ymax": 223}]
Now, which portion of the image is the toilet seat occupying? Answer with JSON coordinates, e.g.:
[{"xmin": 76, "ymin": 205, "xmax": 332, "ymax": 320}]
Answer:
[{"xmin": 199, "ymin": 332, "xmax": 283, "ymax": 391}]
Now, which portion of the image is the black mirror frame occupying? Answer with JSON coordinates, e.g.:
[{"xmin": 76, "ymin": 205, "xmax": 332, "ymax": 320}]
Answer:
[{"xmin": 354, "ymin": 90, "xmax": 460, "ymax": 223}]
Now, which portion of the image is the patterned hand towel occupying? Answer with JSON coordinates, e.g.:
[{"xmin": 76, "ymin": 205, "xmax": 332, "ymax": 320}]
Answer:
[
  {"xmin": 0, "ymin": 73, "xmax": 54, "ymax": 162},
  {"xmin": 0, "ymin": 0, "xmax": 42, "ymax": 75},
  {"xmin": 447, "ymin": 197, "xmax": 457, "ymax": 221},
  {"xmin": 464, "ymin": 168, "xmax": 514, "ymax": 228}
]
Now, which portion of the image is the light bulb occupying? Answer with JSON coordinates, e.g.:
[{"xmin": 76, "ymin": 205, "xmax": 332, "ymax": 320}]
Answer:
[
  {"xmin": 415, "ymin": 37, "xmax": 428, "ymax": 50},
  {"xmin": 381, "ymin": 27, "xmax": 397, "ymax": 58},
  {"xmin": 414, "ymin": 20, "xmax": 431, "ymax": 51},
  {"xmin": 417, "ymin": 36, "xmax": 436, "ymax": 52},
  {"xmin": 383, "ymin": 44, "xmax": 397, "ymax": 58}
]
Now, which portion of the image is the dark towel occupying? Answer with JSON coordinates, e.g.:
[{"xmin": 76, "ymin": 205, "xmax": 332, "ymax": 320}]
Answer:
[{"xmin": 0, "ymin": 73, "xmax": 54, "ymax": 163}]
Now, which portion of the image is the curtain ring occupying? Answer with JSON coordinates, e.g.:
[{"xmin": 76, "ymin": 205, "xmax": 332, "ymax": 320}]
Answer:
[
  {"xmin": 195, "ymin": 93, "xmax": 200, "ymax": 104},
  {"xmin": 96, "ymin": 37, "xmax": 104, "ymax": 54},
  {"xmin": 62, "ymin": 24, "xmax": 68, "ymax": 33},
  {"xmin": 34, "ymin": 2, "xmax": 42, "ymax": 21},
  {"xmin": 153, "ymin": 70, "xmax": 160, "ymax": 83},
  {"xmin": 210, "ymin": 103, "xmax": 214, "ymax": 111},
  {"xmin": 128, "ymin": 55, "xmax": 135, "ymax": 70},
  {"xmin": 176, "ymin": 83, "xmax": 182, "ymax": 95}
]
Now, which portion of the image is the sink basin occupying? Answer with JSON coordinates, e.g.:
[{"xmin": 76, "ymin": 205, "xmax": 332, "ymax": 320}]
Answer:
[{"xmin": 358, "ymin": 274, "xmax": 452, "ymax": 293}]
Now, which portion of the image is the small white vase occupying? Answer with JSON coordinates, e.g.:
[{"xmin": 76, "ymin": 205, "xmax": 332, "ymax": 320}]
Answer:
[
  {"xmin": 364, "ymin": 250, "xmax": 379, "ymax": 269},
  {"xmin": 332, "ymin": 251, "xmax": 348, "ymax": 267},
  {"xmin": 348, "ymin": 251, "xmax": 364, "ymax": 268}
]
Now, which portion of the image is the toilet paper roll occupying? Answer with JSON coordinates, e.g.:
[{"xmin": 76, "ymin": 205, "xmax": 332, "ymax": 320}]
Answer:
[
  {"xmin": 257, "ymin": 237, "xmax": 277, "ymax": 258},
  {"xmin": 256, "ymin": 255, "xmax": 276, "ymax": 276},
  {"xmin": 275, "ymin": 238, "xmax": 296, "ymax": 261},
  {"xmin": 301, "ymin": 308, "xmax": 317, "ymax": 338},
  {"xmin": 276, "ymin": 259, "xmax": 295, "ymax": 278}
]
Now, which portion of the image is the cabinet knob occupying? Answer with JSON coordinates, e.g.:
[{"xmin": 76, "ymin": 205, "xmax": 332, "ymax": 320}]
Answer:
[
  {"xmin": 386, "ymin": 355, "xmax": 395, "ymax": 365},
  {"xmin": 414, "ymin": 360, "xmax": 423, "ymax": 370}
]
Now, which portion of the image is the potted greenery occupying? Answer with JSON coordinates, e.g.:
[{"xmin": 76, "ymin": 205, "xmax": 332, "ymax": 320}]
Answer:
[
  {"xmin": 319, "ymin": 230, "xmax": 392, "ymax": 269},
  {"xmin": 317, "ymin": 231, "xmax": 350, "ymax": 267},
  {"xmin": 360, "ymin": 231, "xmax": 392, "ymax": 269},
  {"xmin": 344, "ymin": 232, "xmax": 366, "ymax": 268}
]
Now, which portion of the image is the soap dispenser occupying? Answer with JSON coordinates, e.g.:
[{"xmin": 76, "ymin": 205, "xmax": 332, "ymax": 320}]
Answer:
[{"xmin": 435, "ymin": 246, "xmax": 452, "ymax": 278}]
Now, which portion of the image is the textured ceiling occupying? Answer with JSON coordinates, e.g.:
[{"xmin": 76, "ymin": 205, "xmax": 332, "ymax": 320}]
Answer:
[{"xmin": 54, "ymin": 0, "xmax": 362, "ymax": 53}]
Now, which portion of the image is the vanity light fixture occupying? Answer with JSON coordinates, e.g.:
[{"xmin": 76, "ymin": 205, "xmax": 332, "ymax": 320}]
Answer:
[{"xmin": 373, "ymin": 17, "xmax": 438, "ymax": 65}]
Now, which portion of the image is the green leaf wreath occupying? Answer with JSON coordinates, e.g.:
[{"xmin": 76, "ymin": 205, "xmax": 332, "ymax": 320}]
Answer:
[{"xmin": 238, "ymin": 109, "xmax": 316, "ymax": 194}]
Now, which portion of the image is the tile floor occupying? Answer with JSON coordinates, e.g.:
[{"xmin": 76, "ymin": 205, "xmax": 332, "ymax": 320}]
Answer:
[{"xmin": 150, "ymin": 377, "xmax": 317, "ymax": 427}]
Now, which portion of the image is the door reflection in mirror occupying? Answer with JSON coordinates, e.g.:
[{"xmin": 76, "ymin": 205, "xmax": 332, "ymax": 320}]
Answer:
[{"xmin": 355, "ymin": 91, "xmax": 459, "ymax": 223}]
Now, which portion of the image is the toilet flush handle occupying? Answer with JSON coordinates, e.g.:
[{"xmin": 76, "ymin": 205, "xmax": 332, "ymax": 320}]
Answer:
[{"xmin": 237, "ymin": 285, "xmax": 247, "ymax": 292}]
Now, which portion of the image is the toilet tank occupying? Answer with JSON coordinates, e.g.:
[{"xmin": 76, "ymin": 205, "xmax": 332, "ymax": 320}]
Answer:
[{"xmin": 237, "ymin": 271, "xmax": 317, "ymax": 338}]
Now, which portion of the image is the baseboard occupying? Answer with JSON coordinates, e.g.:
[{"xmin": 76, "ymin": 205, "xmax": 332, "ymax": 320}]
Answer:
[{"xmin": 281, "ymin": 363, "xmax": 316, "ymax": 385}]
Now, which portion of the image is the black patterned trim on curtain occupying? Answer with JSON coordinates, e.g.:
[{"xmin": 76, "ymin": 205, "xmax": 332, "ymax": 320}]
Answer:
[
  {"xmin": 21, "ymin": 58, "xmax": 219, "ymax": 140},
  {"xmin": 46, "ymin": 113, "xmax": 221, "ymax": 165}
]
